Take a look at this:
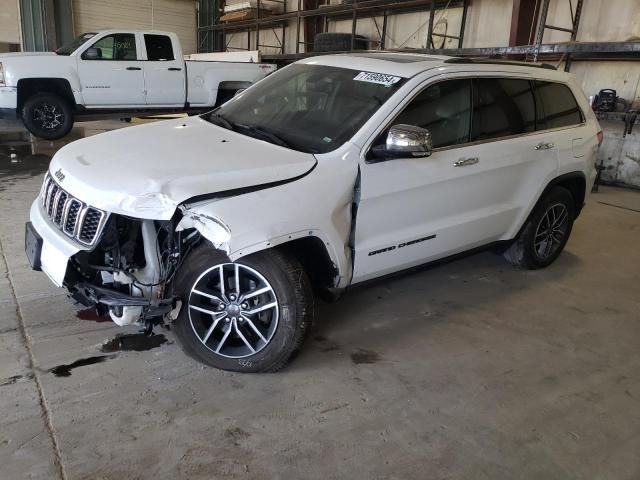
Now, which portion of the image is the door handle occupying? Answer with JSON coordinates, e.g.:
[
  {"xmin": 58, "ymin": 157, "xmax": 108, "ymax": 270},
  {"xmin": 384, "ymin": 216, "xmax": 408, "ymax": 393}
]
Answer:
[
  {"xmin": 453, "ymin": 157, "xmax": 479, "ymax": 167},
  {"xmin": 126, "ymin": 66, "xmax": 142, "ymax": 71},
  {"xmin": 534, "ymin": 142, "xmax": 555, "ymax": 150},
  {"xmin": 168, "ymin": 67, "xmax": 182, "ymax": 71}
]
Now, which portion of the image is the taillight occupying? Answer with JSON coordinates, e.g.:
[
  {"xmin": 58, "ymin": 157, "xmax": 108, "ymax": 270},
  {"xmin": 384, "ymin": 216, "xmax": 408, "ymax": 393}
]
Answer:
[
  {"xmin": 597, "ymin": 131, "xmax": 603, "ymax": 146},
  {"xmin": 0, "ymin": 62, "xmax": 4, "ymax": 86}
]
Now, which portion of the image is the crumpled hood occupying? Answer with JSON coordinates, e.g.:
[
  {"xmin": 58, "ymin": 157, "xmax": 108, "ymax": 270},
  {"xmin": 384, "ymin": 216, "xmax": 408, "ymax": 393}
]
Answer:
[{"xmin": 49, "ymin": 116, "xmax": 317, "ymax": 219}]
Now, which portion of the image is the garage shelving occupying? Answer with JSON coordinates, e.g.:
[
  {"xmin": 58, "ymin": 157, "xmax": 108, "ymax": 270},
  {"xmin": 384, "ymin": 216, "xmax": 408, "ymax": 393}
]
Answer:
[{"xmin": 197, "ymin": 0, "xmax": 640, "ymax": 71}]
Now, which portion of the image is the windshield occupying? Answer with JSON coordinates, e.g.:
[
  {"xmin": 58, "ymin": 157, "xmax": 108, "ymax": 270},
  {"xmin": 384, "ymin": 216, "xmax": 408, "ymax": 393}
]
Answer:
[
  {"xmin": 204, "ymin": 64, "xmax": 405, "ymax": 154},
  {"xmin": 56, "ymin": 32, "xmax": 97, "ymax": 55}
]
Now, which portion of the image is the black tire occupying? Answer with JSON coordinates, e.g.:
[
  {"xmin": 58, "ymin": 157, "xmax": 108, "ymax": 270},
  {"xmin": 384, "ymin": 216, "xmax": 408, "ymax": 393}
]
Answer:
[
  {"xmin": 504, "ymin": 186, "xmax": 576, "ymax": 269},
  {"xmin": 172, "ymin": 245, "xmax": 314, "ymax": 373},
  {"xmin": 313, "ymin": 33, "xmax": 368, "ymax": 52},
  {"xmin": 22, "ymin": 93, "xmax": 74, "ymax": 140}
]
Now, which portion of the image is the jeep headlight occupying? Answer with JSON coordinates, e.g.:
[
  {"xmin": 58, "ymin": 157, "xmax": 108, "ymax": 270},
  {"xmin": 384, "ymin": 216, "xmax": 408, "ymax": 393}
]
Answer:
[{"xmin": 0, "ymin": 62, "xmax": 5, "ymax": 86}]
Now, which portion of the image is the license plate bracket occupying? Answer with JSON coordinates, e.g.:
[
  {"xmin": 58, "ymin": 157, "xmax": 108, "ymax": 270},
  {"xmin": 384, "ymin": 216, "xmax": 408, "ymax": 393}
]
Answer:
[{"xmin": 25, "ymin": 222, "xmax": 43, "ymax": 271}]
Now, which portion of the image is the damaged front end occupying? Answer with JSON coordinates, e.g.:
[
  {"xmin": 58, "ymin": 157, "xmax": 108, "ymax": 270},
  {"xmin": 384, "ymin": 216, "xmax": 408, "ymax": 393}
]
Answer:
[{"xmin": 65, "ymin": 204, "xmax": 230, "ymax": 331}]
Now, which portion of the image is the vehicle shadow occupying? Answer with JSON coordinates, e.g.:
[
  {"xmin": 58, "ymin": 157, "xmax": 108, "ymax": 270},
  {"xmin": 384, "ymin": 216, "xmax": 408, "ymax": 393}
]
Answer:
[{"xmin": 301, "ymin": 248, "xmax": 582, "ymax": 366}]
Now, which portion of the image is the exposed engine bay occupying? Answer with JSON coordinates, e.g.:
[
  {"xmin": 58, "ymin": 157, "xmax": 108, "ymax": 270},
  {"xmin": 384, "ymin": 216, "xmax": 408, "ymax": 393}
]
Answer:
[{"xmin": 66, "ymin": 213, "xmax": 202, "ymax": 332}]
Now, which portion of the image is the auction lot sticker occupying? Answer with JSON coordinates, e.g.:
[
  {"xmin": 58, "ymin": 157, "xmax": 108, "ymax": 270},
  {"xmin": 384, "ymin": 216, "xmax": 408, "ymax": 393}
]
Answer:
[{"xmin": 353, "ymin": 72, "xmax": 402, "ymax": 87}]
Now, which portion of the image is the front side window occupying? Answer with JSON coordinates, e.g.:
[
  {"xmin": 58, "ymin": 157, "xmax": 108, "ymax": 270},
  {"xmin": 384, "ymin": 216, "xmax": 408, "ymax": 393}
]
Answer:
[
  {"xmin": 471, "ymin": 78, "xmax": 535, "ymax": 141},
  {"xmin": 86, "ymin": 34, "xmax": 137, "ymax": 61},
  {"xmin": 145, "ymin": 34, "xmax": 174, "ymax": 61},
  {"xmin": 391, "ymin": 79, "xmax": 472, "ymax": 149},
  {"xmin": 206, "ymin": 64, "xmax": 405, "ymax": 153},
  {"xmin": 533, "ymin": 81, "xmax": 583, "ymax": 130}
]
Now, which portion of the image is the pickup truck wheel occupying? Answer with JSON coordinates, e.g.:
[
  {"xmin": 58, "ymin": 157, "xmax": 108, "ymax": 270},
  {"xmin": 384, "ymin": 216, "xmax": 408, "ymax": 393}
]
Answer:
[
  {"xmin": 504, "ymin": 186, "xmax": 575, "ymax": 269},
  {"xmin": 22, "ymin": 93, "xmax": 74, "ymax": 140},
  {"xmin": 172, "ymin": 245, "xmax": 313, "ymax": 373}
]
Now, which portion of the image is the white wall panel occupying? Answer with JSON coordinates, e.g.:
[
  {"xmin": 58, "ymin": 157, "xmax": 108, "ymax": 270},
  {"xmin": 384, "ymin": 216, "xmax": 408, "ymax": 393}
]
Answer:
[
  {"xmin": 73, "ymin": 0, "xmax": 196, "ymax": 54},
  {"xmin": 0, "ymin": 0, "xmax": 21, "ymax": 44}
]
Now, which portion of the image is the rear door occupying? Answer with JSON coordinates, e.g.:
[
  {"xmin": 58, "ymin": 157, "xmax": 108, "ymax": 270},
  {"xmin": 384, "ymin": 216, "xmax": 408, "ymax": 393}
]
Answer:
[
  {"xmin": 77, "ymin": 33, "xmax": 146, "ymax": 106},
  {"xmin": 142, "ymin": 34, "xmax": 185, "ymax": 106}
]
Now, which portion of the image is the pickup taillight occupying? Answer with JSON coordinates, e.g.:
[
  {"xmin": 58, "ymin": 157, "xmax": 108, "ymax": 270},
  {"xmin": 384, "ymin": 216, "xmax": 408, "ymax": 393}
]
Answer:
[
  {"xmin": 597, "ymin": 130, "xmax": 604, "ymax": 146},
  {"xmin": 0, "ymin": 62, "xmax": 5, "ymax": 86}
]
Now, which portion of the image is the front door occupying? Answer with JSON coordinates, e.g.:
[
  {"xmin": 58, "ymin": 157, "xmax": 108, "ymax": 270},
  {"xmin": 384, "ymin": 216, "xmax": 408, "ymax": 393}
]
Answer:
[
  {"xmin": 77, "ymin": 33, "xmax": 146, "ymax": 106},
  {"xmin": 142, "ymin": 34, "xmax": 185, "ymax": 106},
  {"xmin": 352, "ymin": 76, "xmax": 558, "ymax": 283}
]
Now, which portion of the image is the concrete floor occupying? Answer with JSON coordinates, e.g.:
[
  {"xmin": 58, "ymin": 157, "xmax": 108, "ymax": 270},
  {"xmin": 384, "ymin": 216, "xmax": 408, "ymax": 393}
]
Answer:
[{"xmin": 1, "ymin": 120, "xmax": 640, "ymax": 480}]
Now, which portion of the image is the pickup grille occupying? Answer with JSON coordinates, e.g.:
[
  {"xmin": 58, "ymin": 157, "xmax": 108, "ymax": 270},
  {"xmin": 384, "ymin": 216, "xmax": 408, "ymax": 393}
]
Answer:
[{"xmin": 40, "ymin": 173, "xmax": 108, "ymax": 247}]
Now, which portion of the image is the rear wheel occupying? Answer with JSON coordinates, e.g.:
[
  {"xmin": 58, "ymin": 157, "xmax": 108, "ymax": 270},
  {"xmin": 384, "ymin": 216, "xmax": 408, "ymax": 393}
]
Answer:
[
  {"xmin": 504, "ymin": 186, "xmax": 575, "ymax": 269},
  {"xmin": 22, "ymin": 93, "xmax": 74, "ymax": 140},
  {"xmin": 172, "ymin": 245, "xmax": 313, "ymax": 372}
]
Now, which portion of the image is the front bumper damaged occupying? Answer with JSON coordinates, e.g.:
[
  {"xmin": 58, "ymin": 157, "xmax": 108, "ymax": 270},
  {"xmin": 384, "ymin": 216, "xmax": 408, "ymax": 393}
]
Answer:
[{"xmin": 71, "ymin": 283, "xmax": 176, "ymax": 318}]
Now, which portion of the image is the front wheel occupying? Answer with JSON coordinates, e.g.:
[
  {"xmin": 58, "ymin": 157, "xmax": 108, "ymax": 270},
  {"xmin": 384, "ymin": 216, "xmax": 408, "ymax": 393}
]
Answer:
[
  {"xmin": 22, "ymin": 93, "xmax": 74, "ymax": 140},
  {"xmin": 172, "ymin": 246, "xmax": 314, "ymax": 373},
  {"xmin": 504, "ymin": 186, "xmax": 576, "ymax": 269}
]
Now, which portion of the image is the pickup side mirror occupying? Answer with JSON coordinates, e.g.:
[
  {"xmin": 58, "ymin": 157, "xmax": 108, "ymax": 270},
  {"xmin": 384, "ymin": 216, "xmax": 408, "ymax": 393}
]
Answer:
[
  {"xmin": 82, "ymin": 47, "xmax": 102, "ymax": 60},
  {"xmin": 370, "ymin": 124, "xmax": 433, "ymax": 160}
]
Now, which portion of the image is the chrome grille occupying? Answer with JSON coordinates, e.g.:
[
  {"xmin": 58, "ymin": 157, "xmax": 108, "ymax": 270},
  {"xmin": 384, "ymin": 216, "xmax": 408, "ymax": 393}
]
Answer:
[{"xmin": 40, "ymin": 173, "xmax": 108, "ymax": 247}]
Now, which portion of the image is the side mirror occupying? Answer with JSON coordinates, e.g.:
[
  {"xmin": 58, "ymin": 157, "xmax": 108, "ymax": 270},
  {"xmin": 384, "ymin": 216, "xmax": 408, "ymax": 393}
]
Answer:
[
  {"xmin": 82, "ymin": 47, "xmax": 102, "ymax": 60},
  {"xmin": 370, "ymin": 124, "xmax": 432, "ymax": 160},
  {"xmin": 234, "ymin": 88, "xmax": 247, "ymax": 97}
]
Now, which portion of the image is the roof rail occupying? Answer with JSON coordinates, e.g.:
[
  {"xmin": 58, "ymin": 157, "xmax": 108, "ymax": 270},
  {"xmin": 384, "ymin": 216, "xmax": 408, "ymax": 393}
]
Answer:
[{"xmin": 444, "ymin": 57, "xmax": 557, "ymax": 70}]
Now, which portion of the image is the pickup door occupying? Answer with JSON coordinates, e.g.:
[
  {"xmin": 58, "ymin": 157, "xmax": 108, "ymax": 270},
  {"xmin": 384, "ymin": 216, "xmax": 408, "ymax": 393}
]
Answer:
[
  {"xmin": 142, "ymin": 33, "xmax": 185, "ymax": 106},
  {"xmin": 78, "ymin": 32, "xmax": 146, "ymax": 106}
]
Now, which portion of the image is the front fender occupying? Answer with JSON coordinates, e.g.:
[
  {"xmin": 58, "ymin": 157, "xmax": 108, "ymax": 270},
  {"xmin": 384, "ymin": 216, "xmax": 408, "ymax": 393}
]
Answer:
[{"xmin": 177, "ymin": 202, "xmax": 345, "ymax": 287}]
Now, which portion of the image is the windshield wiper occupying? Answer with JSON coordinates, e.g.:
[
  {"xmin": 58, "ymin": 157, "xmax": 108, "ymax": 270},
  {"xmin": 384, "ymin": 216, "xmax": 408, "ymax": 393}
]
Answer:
[
  {"xmin": 207, "ymin": 111, "xmax": 234, "ymax": 131},
  {"xmin": 233, "ymin": 123, "xmax": 291, "ymax": 149}
]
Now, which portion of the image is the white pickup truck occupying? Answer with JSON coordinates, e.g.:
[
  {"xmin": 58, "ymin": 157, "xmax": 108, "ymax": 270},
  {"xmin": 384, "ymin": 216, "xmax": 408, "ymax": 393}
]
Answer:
[{"xmin": 0, "ymin": 30, "xmax": 276, "ymax": 139}]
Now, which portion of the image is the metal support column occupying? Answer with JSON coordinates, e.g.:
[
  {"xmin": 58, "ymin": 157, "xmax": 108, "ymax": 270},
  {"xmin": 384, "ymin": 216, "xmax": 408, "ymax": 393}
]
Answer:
[
  {"xmin": 564, "ymin": 0, "xmax": 584, "ymax": 71},
  {"xmin": 532, "ymin": 0, "xmax": 551, "ymax": 61},
  {"xmin": 381, "ymin": 11, "xmax": 388, "ymax": 50},
  {"xmin": 351, "ymin": 1, "xmax": 358, "ymax": 50},
  {"xmin": 458, "ymin": 0, "xmax": 468, "ymax": 48},
  {"xmin": 426, "ymin": 0, "xmax": 436, "ymax": 48}
]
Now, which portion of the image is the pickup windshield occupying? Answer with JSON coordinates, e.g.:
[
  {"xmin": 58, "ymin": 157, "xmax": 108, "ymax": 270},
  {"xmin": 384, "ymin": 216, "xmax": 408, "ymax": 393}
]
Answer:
[
  {"xmin": 204, "ymin": 64, "xmax": 405, "ymax": 154},
  {"xmin": 56, "ymin": 33, "xmax": 97, "ymax": 55}
]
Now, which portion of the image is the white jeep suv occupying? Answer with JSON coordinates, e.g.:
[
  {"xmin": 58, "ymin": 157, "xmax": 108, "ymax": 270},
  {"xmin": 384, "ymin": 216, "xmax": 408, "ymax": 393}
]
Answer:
[{"xmin": 25, "ymin": 53, "xmax": 601, "ymax": 372}]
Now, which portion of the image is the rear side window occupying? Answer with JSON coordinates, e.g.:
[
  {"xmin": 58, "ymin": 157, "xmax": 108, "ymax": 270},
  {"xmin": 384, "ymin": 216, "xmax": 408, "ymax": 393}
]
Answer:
[
  {"xmin": 145, "ymin": 34, "xmax": 175, "ymax": 61},
  {"xmin": 471, "ymin": 78, "xmax": 535, "ymax": 142},
  {"xmin": 533, "ymin": 81, "xmax": 583, "ymax": 130},
  {"xmin": 392, "ymin": 79, "xmax": 472, "ymax": 148}
]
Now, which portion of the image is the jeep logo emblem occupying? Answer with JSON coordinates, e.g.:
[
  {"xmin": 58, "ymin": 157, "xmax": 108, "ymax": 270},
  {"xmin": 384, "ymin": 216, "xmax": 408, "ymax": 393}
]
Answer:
[{"xmin": 54, "ymin": 168, "xmax": 65, "ymax": 182}]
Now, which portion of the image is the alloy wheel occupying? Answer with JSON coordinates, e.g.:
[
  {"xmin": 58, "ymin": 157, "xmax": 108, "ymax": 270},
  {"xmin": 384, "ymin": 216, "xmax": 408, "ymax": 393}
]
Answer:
[
  {"xmin": 534, "ymin": 203, "xmax": 569, "ymax": 260},
  {"xmin": 33, "ymin": 103, "xmax": 64, "ymax": 130},
  {"xmin": 188, "ymin": 263, "xmax": 279, "ymax": 358}
]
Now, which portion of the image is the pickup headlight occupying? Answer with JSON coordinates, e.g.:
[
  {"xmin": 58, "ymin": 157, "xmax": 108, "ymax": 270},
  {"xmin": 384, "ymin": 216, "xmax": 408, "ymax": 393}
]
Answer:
[{"xmin": 0, "ymin": 62, "xmax": 4, "ymax": 86}]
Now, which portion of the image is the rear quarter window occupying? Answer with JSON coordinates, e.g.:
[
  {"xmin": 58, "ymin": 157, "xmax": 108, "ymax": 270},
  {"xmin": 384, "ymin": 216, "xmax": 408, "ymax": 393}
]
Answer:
[{"xmin": 533, "ymin": 81, "xmax": 583, "ymax": 130}]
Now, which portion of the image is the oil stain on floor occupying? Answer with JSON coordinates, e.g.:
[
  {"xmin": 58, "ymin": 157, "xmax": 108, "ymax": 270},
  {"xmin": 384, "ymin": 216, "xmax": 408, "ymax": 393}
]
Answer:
[
  {"xmin": 47, "ymin": 334, "xmax": 169, "ymax": 377},
  {"xmin": 50, "ymin": 355, "xmax": 117, "ymax": 377},
  {"xmin": 100, "ymin": 333, "xmax": 168, "ymax": 353}
]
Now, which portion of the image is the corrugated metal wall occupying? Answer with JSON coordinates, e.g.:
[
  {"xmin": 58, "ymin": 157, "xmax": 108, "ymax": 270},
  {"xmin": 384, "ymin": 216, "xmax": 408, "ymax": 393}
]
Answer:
[{"xmin": 73, "ymin": 0, "xmax": 197, "ymax": 54}]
